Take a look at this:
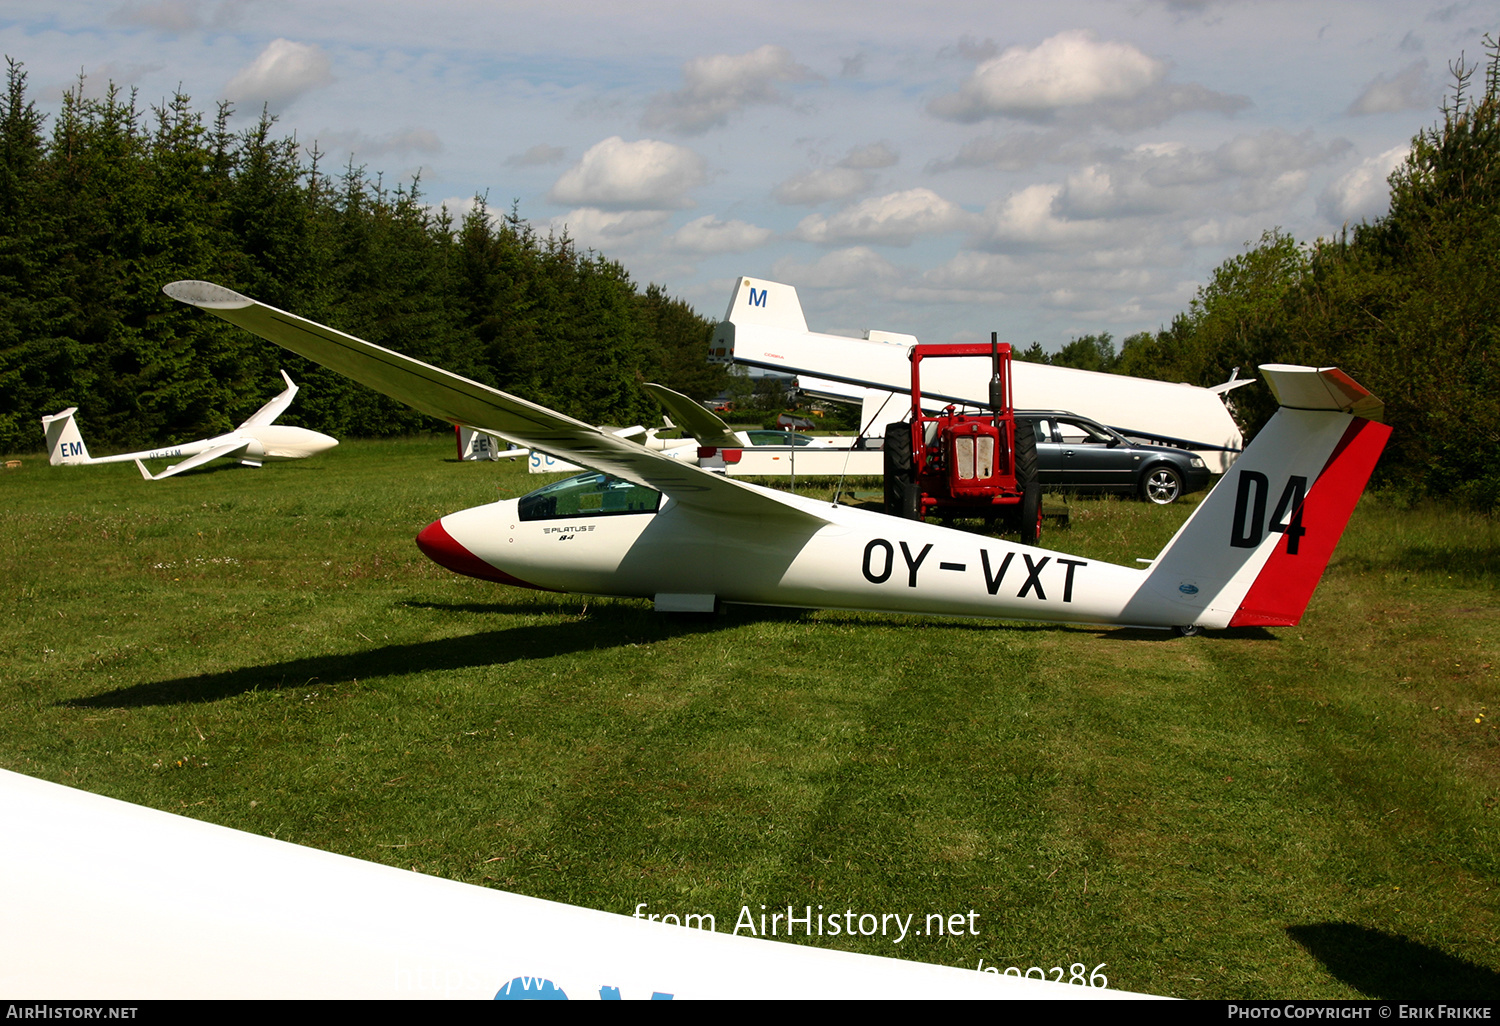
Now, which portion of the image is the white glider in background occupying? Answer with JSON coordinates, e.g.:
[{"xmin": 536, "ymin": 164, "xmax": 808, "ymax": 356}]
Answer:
[
  {"xmin": 41, "ymin": 370, "xmax": 338, "ymax": 481},
  {"xmin": 522, "ymin": 392, "xmax": 873, "ymax": 476},
  {"xmin": 166, "ymin": 280, "xmax": 1388, "ymax": 634},
  {"xmin": 456, "ymin": 424, "xmax": 530, "ymax": 461},
  {"xmin": 710, "ymin": 277, "xmax": 1252, "ymax": 472}
]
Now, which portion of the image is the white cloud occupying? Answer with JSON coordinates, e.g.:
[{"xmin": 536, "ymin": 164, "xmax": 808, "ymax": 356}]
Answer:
[
  {"xmin": 1209, "ymin": 129, "xmax": 1349, "ymax": 178},
  {"xmin": 109, "ymin": 0, "xmax": 203, "ymax": 32},
  {"xmin": 71, "ymin": 61, "xmax": 165, "ymax": 92},
  {"xmin": 669, "ymin": 215, "xmax": 774, "ymax": 254},
  {"xmin": 770, "ymin": 247, "xmax": 901, "ymax": 289},
  {"xmin": 930, "ymin": 31, "xmax": 1164, "ymax": 122},
  {"xmin": 1347, "ymin": 61, "xmax": 1431, "ymax": 116},
  {"xmin": 434, "ymin": 195, "xmax": 496, "ymax": 225},
  {"xmin": 1226, "ymin": 169, "xmax": 1309, "ymax": 214},
  {"xmin": 773, "ymin": 143, "xmax": 900, "ymax": 205},
  {"xmin": 1318, "ymin": 145, "xmax": 1409, "ymax": 224},
  {"xmin": 506, "ymin": 144, "xmax": 566, "ymax": 167},
  {"xmin": 794, "ymin": 188, "xmax": 968, "ymax": 246},
  {"xmin": 312, "ymin": 127, "xmax": 441, "ymax": 160},
  {"xmin": 974, "ymin": 183, "xmax": 1114, "ymax": 250},
  {"xmin": 773, "ymin": 167, "xmax": 871, "ymax": 205},
  {"xmin": 840, "ymin": 141, "xmax": 899, "ymax": 170},
  {"xmin": 1046, "ymin": 130, "xmax": 1350, "ymax": 219},
  {"xmin": 927, "ymin": 129, "xmax": 1086, "ymax": 173},
  {"xmin": 548, "ymin": 137, "xmax": 706, "ymax": 211},
  {"xmin": 549, "ymin": 208, "xmax": 672, "ymax": 249},
  {"xmin": 643, "ymin": 45, "xmax": 816, "ymax": 135},
  {"xmin": 916, "ymin": 249, "xmax": 1175, "ymax": 322},
  {"xmin": 929, "ymin": 30, "xmax": 1247, "ymax": 130},
  {"xmin": 1090, "ymin": 81, "xmax": 1250, "ymax": 131},
  {"xmin": 223, "ymin": 38, "xmax": 333, "ymax": 110}
]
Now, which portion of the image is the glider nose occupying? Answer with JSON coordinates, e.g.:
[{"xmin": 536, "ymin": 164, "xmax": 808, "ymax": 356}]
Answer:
[{"xmin": 415, "ymin": 517, "xmax": 546, "ymax": 589}]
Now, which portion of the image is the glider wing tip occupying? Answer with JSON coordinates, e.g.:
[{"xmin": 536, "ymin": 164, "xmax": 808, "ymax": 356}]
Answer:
[{"xmin": 162, "ymin": 280, "xmax": 255, "ymax": 311}]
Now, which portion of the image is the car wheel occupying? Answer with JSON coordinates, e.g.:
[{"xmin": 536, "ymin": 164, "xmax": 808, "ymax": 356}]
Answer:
[
  {"xmin": 883, "ymin": 422, "xmax": 920, "ymax": 519},
  {"xmin": 1141, "ymin": 464, "xmax": 1183, "ymax": 504}
]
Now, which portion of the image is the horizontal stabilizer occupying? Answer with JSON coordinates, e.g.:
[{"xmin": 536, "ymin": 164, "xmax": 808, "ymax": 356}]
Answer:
[
  {"xmin": 1260, "ymin": 365, "xmax": 1384, "ymax": 421},
  {"xmin": 642, "ymin": 383, "xmax": 740, "ymax": 449}
]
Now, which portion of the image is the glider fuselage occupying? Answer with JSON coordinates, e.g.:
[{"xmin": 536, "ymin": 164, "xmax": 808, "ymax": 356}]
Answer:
[
  {"xmin": 82, "ymin": 424, "xmax": 338, "ymax": 465},
  {"xmin": 425, "ymin": 490, "xmax": 1154, "ymax": 627}
]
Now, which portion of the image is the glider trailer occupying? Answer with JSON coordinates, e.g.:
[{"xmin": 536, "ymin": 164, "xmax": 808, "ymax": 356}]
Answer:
[
  {"xmin": 163, "ymin": 279, "xmax": 1390, "ymax": 636},
  {"xmin": 883, "ymin": 335, "xmax": 1041, "ymax": 545}
]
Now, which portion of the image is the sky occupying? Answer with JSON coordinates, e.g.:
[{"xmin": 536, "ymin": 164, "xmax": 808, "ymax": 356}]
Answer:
[{"xmin": 1, "ymin": 0, "xmax": 1496, "ymax": 349}]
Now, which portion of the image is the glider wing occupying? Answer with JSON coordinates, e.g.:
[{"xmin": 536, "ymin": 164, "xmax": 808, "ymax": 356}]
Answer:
[{"xmin": 164, "ymin": 281, "xmax": 828, "ymax": 526}]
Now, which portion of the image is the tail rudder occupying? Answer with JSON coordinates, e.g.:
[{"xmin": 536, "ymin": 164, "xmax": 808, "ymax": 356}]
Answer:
[
  {"xmin": 457, "ymin": 424, "xmax": 502, "ymax": 461},
  {"xmin": 41, "ymin": 409, "xmax": 91, "ymax": 465},
  {"xmin": 1125, "ymin": 366, "xmax": 1390, "ymax": 630},
  {"xmin": 721, "ymin": 277, "xmax": 808, "ymax": 333}
]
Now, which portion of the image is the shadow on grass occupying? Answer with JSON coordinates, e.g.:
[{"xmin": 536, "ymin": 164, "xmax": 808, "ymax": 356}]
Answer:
[
  {"xmin": 1287, "ymin": 923, "xmax": 1500, "ymax": 1000},
  {"xmin": 1342, "ymin": 544, "xmax": 1500, "ymax": 581},
  {"xmin": 398, "ymin": 599, "xmax": 818, "ymax": 624},
  {"xmin": 1096, "ymin": 625, "xmax": 1280, "ymax": 642},
  {"xmin": 63, "ymin": 608, "xmax": 734, "ymax": 709},
  {"xmin": 402, "ymin": 600, "xmax": 1091, "ymax": 633}
]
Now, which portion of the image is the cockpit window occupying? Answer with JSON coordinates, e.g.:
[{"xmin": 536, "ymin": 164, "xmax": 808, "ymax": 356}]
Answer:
[{"xmin": 517, "ymin": 471, "xmax": 662, "ymax": 521}]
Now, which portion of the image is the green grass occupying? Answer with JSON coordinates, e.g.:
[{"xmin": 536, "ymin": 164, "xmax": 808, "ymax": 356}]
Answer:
[{"xmin": 1, "ymin": 439, "xmax": 1496, "ymax": 999}]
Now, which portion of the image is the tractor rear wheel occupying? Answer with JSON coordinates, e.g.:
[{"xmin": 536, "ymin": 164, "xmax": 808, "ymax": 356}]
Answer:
[
  {"xmin": 1014, "ymin": 425, "xmax": 1041, "ymax": 545},
  {"xmin": 883, "ymin": 422, "xmax": 920, "ymax": 519}
]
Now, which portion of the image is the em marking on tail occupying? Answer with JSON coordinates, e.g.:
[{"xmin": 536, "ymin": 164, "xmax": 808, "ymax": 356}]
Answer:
[{"xmin": 41, "ymin": 408, "xmax": 91, "ymax": 465}]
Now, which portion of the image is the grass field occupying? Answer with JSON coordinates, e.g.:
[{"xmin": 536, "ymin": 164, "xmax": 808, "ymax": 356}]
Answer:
[{"xmin": 2, "ymin": 437, "xmax": 1497, "ymax": 999}]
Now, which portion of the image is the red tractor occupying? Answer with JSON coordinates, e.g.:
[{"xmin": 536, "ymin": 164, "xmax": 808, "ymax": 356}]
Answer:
[{"xmin": 883, "ymin": 335, "xmax": 1042, "ymax": 544}]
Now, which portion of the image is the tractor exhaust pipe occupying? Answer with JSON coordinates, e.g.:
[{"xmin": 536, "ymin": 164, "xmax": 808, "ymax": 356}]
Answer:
[{"xmin": 989, "ymin": 332, "xmax": 1004, "ymax": 426}]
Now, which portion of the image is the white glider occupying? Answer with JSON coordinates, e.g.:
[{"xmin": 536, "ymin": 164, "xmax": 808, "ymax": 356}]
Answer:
[
  {"xmin": 41, "ymin": 370, "xmax": 338, "ymax": 480},
  {"xmin": 710, "ymin": 277, "xmax": 1251, "ymax": 471},
  {"xmin": 165, "ymin": 280, "xmax": 1389, "ymax": 633}
]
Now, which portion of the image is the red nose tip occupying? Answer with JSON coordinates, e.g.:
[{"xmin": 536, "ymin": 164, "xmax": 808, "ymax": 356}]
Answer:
[{"xmin": 415, "ymin": 519, "xmax": 547, "ymax": 589}]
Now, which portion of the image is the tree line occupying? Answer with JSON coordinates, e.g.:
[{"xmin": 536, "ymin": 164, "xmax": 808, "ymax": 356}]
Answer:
[
  {"xmin": 0, "ymin": 60, "xmax": 725, "ymax": 456},
  {"xmin": 1022, "ymin": 37, "xmax": 1499, "ymax": 510}
]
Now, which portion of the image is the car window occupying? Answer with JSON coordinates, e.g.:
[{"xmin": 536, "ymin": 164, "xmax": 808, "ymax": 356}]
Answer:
[
  {"xmin": 747, "ymin": 430, "xmax": 814, "ymax": 446},
  {"xmin": 1057, "ymin": 418, "xmax": 1115, "ymax": 445}
]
